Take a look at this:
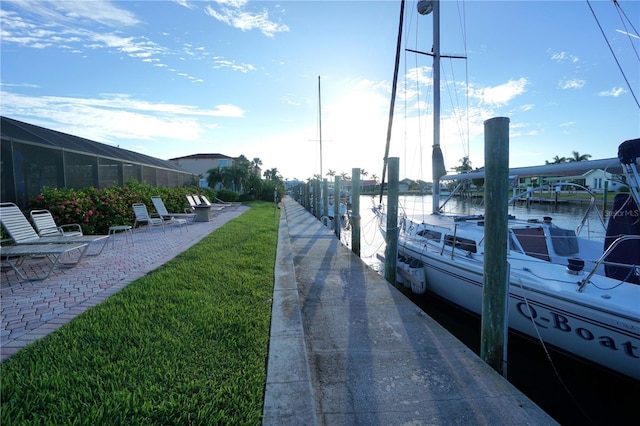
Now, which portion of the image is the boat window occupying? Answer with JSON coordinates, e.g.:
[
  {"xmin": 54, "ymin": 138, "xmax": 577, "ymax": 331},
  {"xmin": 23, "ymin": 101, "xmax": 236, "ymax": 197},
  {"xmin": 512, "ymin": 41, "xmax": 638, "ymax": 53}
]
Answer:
[
  {"xmin": 444, "ymin": 235, "xmax": 477, "ymax": 253},
  {"xmin": 509, "ymin": 234, "xmax": 523, "ymax": 253},
  {"xmin": 417, "ymin": 229, "xmax": 442, "ymax": 241},
  {"xmin": 548, "ymin": 227, "xmax": 579, "ymax": 256},
  {"xmin": 512, "ymin": 227, "xmax": 550, "ymax": 261}
]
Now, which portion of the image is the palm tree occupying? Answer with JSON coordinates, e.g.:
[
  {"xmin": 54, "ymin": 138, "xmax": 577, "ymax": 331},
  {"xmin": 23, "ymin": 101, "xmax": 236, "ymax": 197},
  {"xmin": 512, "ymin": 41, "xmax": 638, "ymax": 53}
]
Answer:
[
  {"xmin": 264, "ymin": 168, "xmax": 282, "ymax": 183},
  {"xmin": 453, "ymin": 156, "xmax": 472, "ymax": 174},
  {"xmin": 545, "ymin": 155, "xmax": 567, "ymax": 165},
  {"xmin": 251, "ymin": 157, "xmax": 263, "ymax": 175},
  {"xmin": 568, "ymin": 151, "xmax": 591, "ymax": 162},
  {"xmin": 339, "ymin": 171, "xmax": 350, "ymax": 181},
  {"xmin": 206, "ymin": 166, "xmax": 225, "ymax": 189},
  {"xmin": 326, "ymin": 169, "xmax": 336, "ymax": 177}
]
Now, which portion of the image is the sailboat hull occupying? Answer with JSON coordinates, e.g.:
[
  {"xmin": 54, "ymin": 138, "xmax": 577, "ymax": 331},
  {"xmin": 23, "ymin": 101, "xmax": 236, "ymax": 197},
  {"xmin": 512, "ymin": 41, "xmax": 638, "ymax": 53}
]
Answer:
[{"xmin": 374, "ymin": 207, "xmax": 640, "ymax": 382}]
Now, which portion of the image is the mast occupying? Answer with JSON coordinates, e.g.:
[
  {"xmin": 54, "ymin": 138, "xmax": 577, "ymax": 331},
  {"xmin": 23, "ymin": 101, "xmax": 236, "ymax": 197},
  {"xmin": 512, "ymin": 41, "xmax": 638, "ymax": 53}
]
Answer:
[
  {"xmin": 318, "ymin": 75, "xmax": 323, "ymax": 180},
  {"xmin": 418, "ymin": 0, "xmax": 447, "ymax": 214}
]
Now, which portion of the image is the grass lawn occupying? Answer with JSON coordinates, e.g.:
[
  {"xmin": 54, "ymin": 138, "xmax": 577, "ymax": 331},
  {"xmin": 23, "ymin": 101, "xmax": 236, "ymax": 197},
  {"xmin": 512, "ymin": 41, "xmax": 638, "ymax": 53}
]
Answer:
[{"xmin": 1, "ymin": 201, "xmax": 279, "ymax": 425}]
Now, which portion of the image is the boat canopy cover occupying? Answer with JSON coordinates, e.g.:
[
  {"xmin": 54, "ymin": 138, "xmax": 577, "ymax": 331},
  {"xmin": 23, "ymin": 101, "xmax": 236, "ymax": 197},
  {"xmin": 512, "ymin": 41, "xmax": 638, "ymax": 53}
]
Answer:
[
  {"xmin": 604, "ymin": 193, "xmax": 640, "ymax": 284},
  {"xmin": 548, "ymin": 227, "xmax": 579, "ymax": 256},
  {"xmin": 618, "ymin": 138, "xmax": 640, "ymax": 165}
]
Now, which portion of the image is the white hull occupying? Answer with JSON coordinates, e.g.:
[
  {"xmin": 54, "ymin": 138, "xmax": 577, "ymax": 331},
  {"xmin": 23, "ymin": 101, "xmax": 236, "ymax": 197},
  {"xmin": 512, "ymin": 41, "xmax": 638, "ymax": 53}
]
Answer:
[{"xmin": 378, "ymin": 210, "xmax": 640, "ymax": 381}]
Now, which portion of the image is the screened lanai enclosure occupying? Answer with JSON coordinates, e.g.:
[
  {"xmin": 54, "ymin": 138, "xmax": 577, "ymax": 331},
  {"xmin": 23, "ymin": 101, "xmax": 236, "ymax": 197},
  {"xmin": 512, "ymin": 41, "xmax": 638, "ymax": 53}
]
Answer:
[{"xmin": 1, "ymin": 116, "xmax": 197, "ymax": 207}]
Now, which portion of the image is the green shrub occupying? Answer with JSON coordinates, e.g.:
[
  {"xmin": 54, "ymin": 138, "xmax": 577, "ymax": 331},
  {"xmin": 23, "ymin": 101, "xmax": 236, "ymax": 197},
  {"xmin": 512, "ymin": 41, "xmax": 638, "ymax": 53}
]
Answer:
[
  {"xmin": 216, "ymin": 189, "xmax": 239, "ymax": 202},
  {"xmin": 23, "ymin": 181, "xmax": 213, "ymax": 235},
  {"xmin": 258, "ymin": 182, "xmax": 284, "ymax": 202}
]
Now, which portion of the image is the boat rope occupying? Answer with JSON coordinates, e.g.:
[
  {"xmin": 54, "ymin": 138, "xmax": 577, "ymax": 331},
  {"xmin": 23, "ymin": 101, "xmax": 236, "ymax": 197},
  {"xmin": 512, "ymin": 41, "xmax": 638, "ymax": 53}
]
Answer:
[
  {"xmin": 380, "ymin": 0, "xmax": 405, "ymax": 204},
  {"xmin": 586, "ymin": 0, "xmax": 639, "ymax": 109},
  {"xmin": 513, "ymin": 275, "xmax": 595, "ymax": 424}
]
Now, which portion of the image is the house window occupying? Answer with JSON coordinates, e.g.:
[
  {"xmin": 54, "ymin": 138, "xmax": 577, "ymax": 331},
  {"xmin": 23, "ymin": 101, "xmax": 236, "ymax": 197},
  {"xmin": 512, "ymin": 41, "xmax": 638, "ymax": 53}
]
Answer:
[{"xmin": 219, "ymin": 159, "xmax": 229, "ymax": 168}]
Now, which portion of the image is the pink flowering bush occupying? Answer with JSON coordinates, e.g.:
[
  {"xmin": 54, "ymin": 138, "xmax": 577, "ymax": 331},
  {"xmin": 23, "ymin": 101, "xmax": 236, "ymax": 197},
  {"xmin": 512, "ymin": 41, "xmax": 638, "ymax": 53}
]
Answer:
[{"xmin": 21, "ymin": 181, "xmax": 217, "ymax": 235}]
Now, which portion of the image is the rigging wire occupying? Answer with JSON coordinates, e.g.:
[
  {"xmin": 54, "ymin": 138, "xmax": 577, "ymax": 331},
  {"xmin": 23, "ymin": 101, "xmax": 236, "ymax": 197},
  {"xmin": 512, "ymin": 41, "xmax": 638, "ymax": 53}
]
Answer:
[
  {"xmin": 514, "ymin": 275, "xmax": 596, "ymax": 425},
  {"xmin": 613, "ymin": 0, "xmax": 640, "ymax": 62},
  {"xmin": 380, "ymin": 0, "xmax": 405, "ymax": 204},
  {"xmin": 586, "ymin": 0, "xmax": 640, "ymax": 109}
]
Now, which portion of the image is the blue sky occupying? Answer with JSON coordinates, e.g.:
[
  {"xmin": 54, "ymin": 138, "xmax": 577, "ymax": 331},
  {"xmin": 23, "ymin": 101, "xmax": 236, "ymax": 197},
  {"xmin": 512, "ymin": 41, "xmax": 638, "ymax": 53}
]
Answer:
[{"xmin": 1, "ymin": 0, "xmax": 638, "ymax": 183}]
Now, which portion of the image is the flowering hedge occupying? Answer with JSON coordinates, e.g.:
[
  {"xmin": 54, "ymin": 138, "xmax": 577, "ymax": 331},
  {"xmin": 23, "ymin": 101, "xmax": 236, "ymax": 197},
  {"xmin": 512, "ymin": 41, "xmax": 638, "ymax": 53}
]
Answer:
[{"xmin": 21, "ymin": 181, "xmax": 217, "ymax": 235}]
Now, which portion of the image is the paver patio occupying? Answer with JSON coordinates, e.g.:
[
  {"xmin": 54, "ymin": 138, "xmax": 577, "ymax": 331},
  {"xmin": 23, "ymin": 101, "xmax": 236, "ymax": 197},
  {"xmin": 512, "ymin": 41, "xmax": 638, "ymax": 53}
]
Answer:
[{"xmin": 1, "ymin": 205, "xmax": 249, "ymax": 361}]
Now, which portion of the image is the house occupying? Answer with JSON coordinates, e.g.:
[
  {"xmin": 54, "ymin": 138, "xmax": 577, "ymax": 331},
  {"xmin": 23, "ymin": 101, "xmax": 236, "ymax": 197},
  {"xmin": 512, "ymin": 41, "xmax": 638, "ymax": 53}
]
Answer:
[
  {"xmin": 168, "ymin": 153, "xmax": 238, "ymax": 179},
  {"xmin": 581, "ymin": 169, "xmax": 623, "ymax": 192},
  {"xmin": 399, "ymin": 178, "xmax": 413, "ymax": 192}
]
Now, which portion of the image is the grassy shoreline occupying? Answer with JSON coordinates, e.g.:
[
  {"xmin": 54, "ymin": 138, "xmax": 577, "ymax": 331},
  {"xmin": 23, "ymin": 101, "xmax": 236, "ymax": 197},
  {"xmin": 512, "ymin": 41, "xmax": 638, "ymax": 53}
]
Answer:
[{"xmin": 1, "ymin": 201, "xmax": 279, "ymax": 425}]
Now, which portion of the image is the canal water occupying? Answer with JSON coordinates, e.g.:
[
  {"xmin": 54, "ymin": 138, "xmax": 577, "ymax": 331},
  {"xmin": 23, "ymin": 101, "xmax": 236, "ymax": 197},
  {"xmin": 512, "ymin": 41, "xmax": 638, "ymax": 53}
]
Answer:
[{"xmin": 347, "ymin": 194, "xmax": 638, "ymax": 426}]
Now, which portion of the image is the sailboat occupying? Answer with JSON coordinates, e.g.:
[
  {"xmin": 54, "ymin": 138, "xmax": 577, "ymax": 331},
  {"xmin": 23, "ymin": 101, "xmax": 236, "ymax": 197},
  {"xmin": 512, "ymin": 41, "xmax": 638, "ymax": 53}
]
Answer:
[{"xmin": 374, "ymin": 0, "xmax": 640, "ymax": 381}]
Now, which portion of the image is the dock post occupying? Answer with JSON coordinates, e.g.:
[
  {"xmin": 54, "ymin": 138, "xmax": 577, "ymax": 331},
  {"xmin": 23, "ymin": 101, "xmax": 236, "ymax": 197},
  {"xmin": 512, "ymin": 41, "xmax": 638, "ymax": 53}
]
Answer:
[
  {"xmin": 323, "ymin": 178, "xmax": 329, "ymax": 219},
  {"xmin": 304, "ymin": 182, "xmax": 311, "ymax": 211},
  {"xmin": 334, "ymin": 176, "xmax": 341, "ymax": 239},
  {"xmin": 313, "ymin": 179, "xmax": 320, "ymax": 219},
  {"xmin": 603, "ymin": 180, "xmax": 609, "ymax": 216},
  {"xmin": 352, "ymin": 168, "xmax": 361, "ymax": 256},
  {"xmin": 384, "ymin": 157, "xmax": 399, "ymax": 285},
  {"xmin": 481, "ymin": 117, "xmax": 510, "ymax": 376}
]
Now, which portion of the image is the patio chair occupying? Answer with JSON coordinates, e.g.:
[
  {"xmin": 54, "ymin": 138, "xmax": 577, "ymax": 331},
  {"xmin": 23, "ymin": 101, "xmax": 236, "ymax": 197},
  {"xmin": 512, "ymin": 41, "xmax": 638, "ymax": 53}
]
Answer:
[
  {"xmin": 215, "ymin": 197, "xmax": 242, "ymax": 207},
  {"xmin": 1, "ymin": 242, "xmax": 88, "ymax": 281},
  {"xmin": 133, "ymin": 203, "xmax": 186, "ymax": 233},
  {"xmin": 201, "ymin": 195, "xmax": 231, "ymax": 209},
  {"xmin": 150, "ymin": 196, "xmax": 195, "ymax": 223},
  {"xmin": 185, "ymin": 195, "xmax": 198, "ymax": 213},
  {"xmin": 30, "ymin": 209, "xmax": 83, "ymax": 237},
  {"xmin": 195, "ymin": 195, "xmax": 224, "ymax": 212},
  {"xmin": 0, "ymin": 202, "xmax": 108, "ymax": 256}
]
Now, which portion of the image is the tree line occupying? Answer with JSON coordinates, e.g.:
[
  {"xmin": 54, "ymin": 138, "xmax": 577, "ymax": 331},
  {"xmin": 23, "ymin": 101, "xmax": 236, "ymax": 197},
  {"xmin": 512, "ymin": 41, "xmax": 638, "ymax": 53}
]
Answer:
[{"xmin": 205, "ymin": 155, "xmax": 285, "ymax": 200}]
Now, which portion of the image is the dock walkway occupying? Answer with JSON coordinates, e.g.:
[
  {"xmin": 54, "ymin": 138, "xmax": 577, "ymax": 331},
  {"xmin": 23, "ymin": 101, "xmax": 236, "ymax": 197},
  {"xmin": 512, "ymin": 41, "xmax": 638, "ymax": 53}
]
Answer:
[{"xmin": 263, "ymin": 196, "xmax": 557, "ymax": 425}]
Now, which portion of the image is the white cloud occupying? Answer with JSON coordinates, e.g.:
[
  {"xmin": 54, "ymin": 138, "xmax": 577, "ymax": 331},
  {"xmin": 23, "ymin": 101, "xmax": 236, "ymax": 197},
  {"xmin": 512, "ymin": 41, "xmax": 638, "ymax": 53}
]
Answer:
[
  {"xmin": 213, "ymin": 59, "xmax": 256, "ymax": 73},
  {"xmin": 3, "ymin": 0, "xmax": 140, "ymax": 27},
  {"xmin": 549, "ymin": 50, "xmax": 579, "ymax": 63},
  {"xmin": 204, "ymin": 2, "xmax": 289, "ymax": 38},
  {"xmin": 469, "ymin": 78, "xmax": 528, "ymax": 106},
  {"xmin": 0, "ymin": 91, "xmax": 245, "ymax": 144},
  {"xmin": 559, "ymin": 78, "xmax": 586, "ymax": 90},
  {"xmin": 599, "ymin": 87, "xmax": 626, "ymax": 97}
]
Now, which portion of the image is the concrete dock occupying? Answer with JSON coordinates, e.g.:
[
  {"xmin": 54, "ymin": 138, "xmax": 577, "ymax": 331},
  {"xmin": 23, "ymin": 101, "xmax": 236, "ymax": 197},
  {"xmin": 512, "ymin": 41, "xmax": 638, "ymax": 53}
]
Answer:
[{"xmin": 263, "ymin": 196, "xmax": 557, "ymax": 425}]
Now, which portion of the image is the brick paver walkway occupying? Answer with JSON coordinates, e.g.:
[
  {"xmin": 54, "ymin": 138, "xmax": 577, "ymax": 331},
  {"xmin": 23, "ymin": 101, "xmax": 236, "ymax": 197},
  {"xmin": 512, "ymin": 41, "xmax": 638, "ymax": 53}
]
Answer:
[{"xmin": 1, "ymin": 205, "xmax": 249, "ymax": 361}]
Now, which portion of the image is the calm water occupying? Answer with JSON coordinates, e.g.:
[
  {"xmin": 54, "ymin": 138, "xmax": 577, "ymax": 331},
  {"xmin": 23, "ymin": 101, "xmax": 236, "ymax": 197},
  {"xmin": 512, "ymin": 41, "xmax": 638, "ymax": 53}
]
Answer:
[{"xmin": 350, "ymin": 195, "xmax": 638, "ymax": 426}]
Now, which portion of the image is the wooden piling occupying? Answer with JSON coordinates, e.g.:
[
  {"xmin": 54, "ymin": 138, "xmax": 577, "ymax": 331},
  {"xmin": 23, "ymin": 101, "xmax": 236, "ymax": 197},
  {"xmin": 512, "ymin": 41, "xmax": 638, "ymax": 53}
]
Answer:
[
  {"xmin": 603, "ymin": 180, "xmax": 609, "ymax": 215},
  {"xmin": 313, "ymin": 179, "xmax": 320, "ymax": 219},
  {"xmin": 304, "ymin": 183, "xmax": 310, "ymax": 211},
  {"xmin": 384, "ymin": 157, "xmax": 399, "ymax": 285},
  {"xmin": 323, "ymin": 179, "xmax": 329, "ymax": 219},
  {"xmin": 334, "ymin": 176, "xmax": 340, "ymax": 239},
  {"xmin": 352, "ymin": 168, "xmax": 361, "ymax": 256},
  {"xmin": 481, "ymin": 117, "xmax": 510, "ymax": 376}
]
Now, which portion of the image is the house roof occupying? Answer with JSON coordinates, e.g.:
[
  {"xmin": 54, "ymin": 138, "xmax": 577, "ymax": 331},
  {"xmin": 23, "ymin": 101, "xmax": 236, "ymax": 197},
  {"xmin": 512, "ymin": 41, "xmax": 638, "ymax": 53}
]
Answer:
[
  {"xmin": 1, "ymin": 116, "xmax": 187, "ymax": 172},
  {"xmin": 168, "ymin": 153, "xmax": 236, "ymax": 161}
]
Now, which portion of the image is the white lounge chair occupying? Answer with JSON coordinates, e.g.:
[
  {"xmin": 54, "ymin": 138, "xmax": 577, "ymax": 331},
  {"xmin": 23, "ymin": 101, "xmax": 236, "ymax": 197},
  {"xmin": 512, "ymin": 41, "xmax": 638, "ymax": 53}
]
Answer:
[
  {"xmin": 132, "ymin": 203, "xmax": 186, "ymax": 233},
  {"xmin": 185, "ymin": 195, "xmax": 198, "ymax": 213},
  {"xmin": 151, "ymin": 196, "xmax": 195, "ymax": 223},
  {"xmin": 30, "ymin": 209, "xmax": 84, "ymax": 237},
  {"xmin": 0, "ymin": 202, "xmax": 108, "ymax": 256},
  {"xmin": 215, "ymin": 197, "xmax": 242, "ymax": 207},
  {"xmin": 1, "ymin": 243, "xmax": 88, "ymax": 281},
  {"xmin": 195, "ymin": 195, "xmax": 224, "ymax": 212}
]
